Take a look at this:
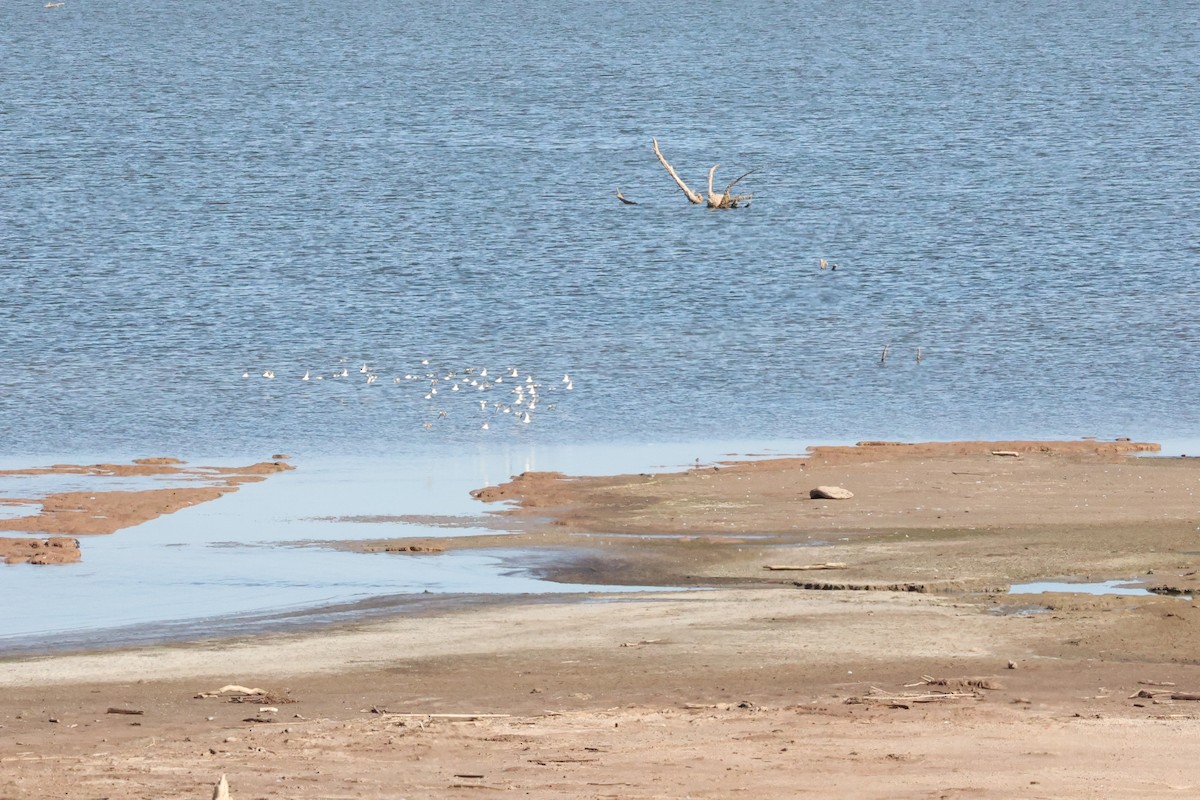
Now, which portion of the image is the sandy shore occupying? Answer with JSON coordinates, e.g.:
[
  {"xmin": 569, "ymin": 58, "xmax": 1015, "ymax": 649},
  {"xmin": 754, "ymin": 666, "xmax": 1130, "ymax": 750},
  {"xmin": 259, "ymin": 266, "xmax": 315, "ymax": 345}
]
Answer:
[{"xmin": 4, "ymin": 440, "xmax": 1200, "ymax": 798}]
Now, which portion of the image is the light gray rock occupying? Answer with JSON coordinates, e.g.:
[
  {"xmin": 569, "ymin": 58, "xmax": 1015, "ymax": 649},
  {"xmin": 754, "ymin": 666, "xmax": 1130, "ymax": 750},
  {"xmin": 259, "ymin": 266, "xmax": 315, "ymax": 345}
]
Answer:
[{"xmin": 810, "ymin": 486, "xmax": 854, "ymax": 500}]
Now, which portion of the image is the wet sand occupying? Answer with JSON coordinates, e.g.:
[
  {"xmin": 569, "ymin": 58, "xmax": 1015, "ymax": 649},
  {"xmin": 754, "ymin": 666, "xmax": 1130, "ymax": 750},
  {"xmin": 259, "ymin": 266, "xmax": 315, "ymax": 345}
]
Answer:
[
  {"xmin": 0, "ymin": 458, "xmax": 294, "ymax": 563},
  {"xmin": 4, "ymin": 441, "xmax": 1200, "ymax": 798}
]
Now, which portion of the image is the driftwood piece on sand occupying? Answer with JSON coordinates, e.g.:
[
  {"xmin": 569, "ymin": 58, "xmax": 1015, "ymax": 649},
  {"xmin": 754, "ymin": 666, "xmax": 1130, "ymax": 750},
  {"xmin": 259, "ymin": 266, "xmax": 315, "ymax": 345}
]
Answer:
[
  {"xmin": 652, "ymin": 138, "xmax": 759, "ymax": 209},
  {"xmin": 847, "ymin": 690, "xmax": 981, "ymax": 705},
  {"xmin": 906, "ymin": 675, "xmax": 1001, "ymax": 690},
  {"xmin": 1132, "ymin": 689, "xmax": 1200, "ymax": 701},
  {"xmin": 764, "ymin": 562, "xmax": 848, "ymax": 571},
  {"xmin": 375, "ymin": 712, "xmax": 512, "ymax": 720},
  {"xmin": 195, "ymin": 685, "xmax": 267, "ymax": 699}
]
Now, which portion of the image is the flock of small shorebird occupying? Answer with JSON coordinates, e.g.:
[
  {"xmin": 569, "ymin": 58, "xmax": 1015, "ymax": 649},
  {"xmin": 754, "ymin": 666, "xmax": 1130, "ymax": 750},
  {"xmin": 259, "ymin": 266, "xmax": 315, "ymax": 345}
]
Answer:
[
  {"xmin": 243, "ymin": 359, "xmax": 572, "ymax": 431},
  {"xmin": 238, "ymin": 264, "xmax": 926, "ymax": 432}
]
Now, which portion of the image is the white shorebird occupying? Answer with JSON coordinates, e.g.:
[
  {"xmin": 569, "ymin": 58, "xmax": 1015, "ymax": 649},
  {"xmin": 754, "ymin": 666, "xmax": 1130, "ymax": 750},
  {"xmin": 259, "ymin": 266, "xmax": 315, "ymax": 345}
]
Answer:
[
  {"xmin": 522, "ymin": 412, "xmax": 531, "ymax": 424},
  {"xmin": 262, "ymin": 370, "xmax": 275, "ymax": 379},
  {"xmin": 481, "ymin": 422, "xmax": 489, "ymax": 430},
  {"xmin": 241, "ymin": 370, "xmax": 250, "ymax": 378},
  {"xmin": 366, "ymin": 374, "xmax": 377, "ymax": 384},
  {"xmin": 301, "ymin": 371, "xmax": 310, "ymax": 381}
]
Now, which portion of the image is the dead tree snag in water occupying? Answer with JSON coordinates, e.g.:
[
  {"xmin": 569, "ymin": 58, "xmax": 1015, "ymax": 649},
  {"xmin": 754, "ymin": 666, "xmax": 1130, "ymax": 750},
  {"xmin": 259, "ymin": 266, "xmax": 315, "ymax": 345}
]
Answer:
[{"xmin": 652, "ymin": 138, "xmax": 760, "ymax": 209}]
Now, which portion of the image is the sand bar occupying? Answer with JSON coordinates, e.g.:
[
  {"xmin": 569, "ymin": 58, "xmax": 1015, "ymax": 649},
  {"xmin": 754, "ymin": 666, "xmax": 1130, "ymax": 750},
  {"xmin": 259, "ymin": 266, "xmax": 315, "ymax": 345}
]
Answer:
[{"xmin": 0, "ymin": 458, "xmax": 293, "ymax": 564}]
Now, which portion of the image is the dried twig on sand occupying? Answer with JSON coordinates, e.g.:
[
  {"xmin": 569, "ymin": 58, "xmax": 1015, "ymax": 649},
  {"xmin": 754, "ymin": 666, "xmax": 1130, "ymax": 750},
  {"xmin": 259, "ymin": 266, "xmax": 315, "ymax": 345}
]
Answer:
[
  {"xmin": 371, "ymin": 712, "xmax": 512, "ymax": 720},
  {"xmin": 905, "ymin": 675, "xmax": 1002, "ymax": 690}
]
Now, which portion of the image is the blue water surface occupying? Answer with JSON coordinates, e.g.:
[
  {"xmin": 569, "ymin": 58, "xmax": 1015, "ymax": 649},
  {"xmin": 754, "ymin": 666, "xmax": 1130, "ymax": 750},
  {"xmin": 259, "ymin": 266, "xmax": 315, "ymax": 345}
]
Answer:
[{"xmin": 1, "ymin": 0, "xmax": 1197, "ymax": 457}]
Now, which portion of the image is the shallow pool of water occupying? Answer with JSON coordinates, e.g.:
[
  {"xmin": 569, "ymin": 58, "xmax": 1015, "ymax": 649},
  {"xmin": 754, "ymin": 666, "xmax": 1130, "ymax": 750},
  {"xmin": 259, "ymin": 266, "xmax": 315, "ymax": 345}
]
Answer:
[
  {"xmin": 1009, "ymin": 579, "xmax": 1159, "ymax": 597},
  {"xmin": 0, "ymin": 441, "xmax": 785, "ymax": 650}
]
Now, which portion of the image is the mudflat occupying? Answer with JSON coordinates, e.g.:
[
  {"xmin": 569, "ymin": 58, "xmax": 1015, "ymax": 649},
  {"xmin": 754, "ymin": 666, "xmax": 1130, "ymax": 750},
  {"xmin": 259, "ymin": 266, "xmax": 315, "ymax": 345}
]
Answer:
[
  {"xmin": 0, "ymin": 458, "xmax": 294, "ymax": 564},
  {"xmin": 4, "ymin": 441, "xmax": 1200, "ymax": 799}
]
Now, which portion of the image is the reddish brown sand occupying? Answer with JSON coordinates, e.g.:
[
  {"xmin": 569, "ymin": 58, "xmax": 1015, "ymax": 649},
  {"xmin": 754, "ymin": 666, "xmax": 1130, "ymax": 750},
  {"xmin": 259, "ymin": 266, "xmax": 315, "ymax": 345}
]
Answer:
[
  {"xmin": 0, "ymin": 535, "xmax": 80, "ymax": 565},
  {"xmin": 0, "ymin": 459, "xmax": 293, "ymax": 563},
  {"xmin": 4, "ymin": 441, "xmax": 1200, "ymax": 798}
]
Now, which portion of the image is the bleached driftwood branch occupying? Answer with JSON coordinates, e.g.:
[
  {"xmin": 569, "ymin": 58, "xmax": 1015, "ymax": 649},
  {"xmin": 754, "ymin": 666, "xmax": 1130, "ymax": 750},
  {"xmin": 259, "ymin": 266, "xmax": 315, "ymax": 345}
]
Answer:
[
  {"xmin": 652, "ymin": 138, "xmax": 760, "ymax": 209},
  {"xmin": 653, "ymin": 138, "xmax": 705, "ymax": 205}
]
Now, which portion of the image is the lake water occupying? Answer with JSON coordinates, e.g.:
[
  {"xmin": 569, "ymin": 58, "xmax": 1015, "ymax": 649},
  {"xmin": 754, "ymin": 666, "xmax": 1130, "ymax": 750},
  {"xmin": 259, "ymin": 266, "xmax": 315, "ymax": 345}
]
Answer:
[
  {"xmin": 2, "ymin": 0, "xmax": 1198, "ymax": 457},
  {"xmin": 1, "ymin": 1, "xmax": 1198, "ymax": 645}
]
